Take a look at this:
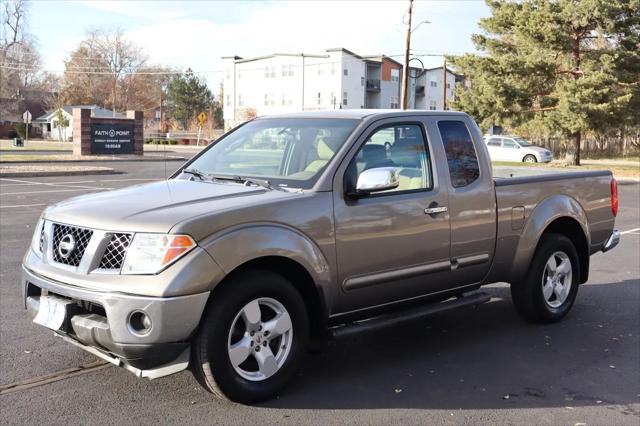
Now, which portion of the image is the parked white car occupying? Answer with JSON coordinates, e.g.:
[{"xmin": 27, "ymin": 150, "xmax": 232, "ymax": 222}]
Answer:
[{"xmin": 484, "ymin": 135, "xmax": 553, "ymax": 163}]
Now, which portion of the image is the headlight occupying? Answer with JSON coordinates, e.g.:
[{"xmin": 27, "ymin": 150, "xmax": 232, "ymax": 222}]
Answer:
[
  {"xmin": 121, "ymin": 233, "xmax": 196, "ymax": 274},
  {"xmin": 31, "ymin": 218, "xmax": 45, "ymax": 255}
]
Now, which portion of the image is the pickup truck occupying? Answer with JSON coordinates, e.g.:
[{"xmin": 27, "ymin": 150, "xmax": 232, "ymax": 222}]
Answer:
[{"xmin": 22, "ymin": 110, "xmax": 620, "ymax": 403}]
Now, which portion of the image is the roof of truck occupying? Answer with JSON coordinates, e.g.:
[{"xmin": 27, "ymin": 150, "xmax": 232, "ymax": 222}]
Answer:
[{"xmin": 255, "ymin": 109, "xmax": 469, "ymax": 120}]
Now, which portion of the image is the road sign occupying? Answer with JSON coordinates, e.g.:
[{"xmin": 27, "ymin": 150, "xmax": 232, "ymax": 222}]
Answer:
[
  {"xmin": 197, "ymin": 112, "xmax": 207, "ymax": 125},
  {"xmin": 23, "ymin": 110, "xmax": 32, "ymax": 123}
]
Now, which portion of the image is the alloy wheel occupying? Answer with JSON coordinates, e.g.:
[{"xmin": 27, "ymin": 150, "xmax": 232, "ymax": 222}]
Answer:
[
  {"xmin": 227, "ymin": 297, "xmax": 293, "ymax": 381},
  {"xmin": 541, "ymin": 251, "xmax": 573, "ymax": 308}
]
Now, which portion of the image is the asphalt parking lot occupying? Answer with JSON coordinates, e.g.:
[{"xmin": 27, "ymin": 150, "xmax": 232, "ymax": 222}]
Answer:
[{"xmin": 0, "ymin": 160, "xmax": 638, "ymax": 425}]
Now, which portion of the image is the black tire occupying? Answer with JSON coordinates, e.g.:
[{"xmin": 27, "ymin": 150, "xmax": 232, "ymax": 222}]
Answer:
[
  {"xmin": 523, "ymin": 154, "xmax": 538, "ymax": 163},
  {"xmin": 510, "ymin": 233, "xmax": 580, "ymax": 323},
  {"xmin": 191, "ymin": 269, "xmax": 309, "ymax": 403}
]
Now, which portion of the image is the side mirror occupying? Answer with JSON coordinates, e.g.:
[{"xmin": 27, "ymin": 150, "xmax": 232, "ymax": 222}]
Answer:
[{"xmin": 352, "ymin": 167, "xmax": 400, "ymax": 196}]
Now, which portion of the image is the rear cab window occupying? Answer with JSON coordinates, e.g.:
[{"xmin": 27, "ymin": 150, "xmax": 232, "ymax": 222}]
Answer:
[{"xmin": 437, "ymin": 121, "xmax": 480, "ymax": 188}]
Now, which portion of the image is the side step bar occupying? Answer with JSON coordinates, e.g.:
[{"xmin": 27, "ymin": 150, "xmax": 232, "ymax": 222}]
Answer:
[{"xmin": 329, "ymin": 292, "xmax": 491, "ymax": 339}]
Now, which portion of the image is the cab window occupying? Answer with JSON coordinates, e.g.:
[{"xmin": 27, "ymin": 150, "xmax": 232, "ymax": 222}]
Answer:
[
  {"xmin": 347, "ymin": 124, "xmax": 433, "ymax": 194},
  {"xmin": 438, "ymin": 121, "xmax": 480, "ymax": 188}
]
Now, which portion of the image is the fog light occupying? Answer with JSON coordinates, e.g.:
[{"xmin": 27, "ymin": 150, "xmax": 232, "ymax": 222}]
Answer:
[{"xmin": 128, "ymin": 311, "xmax": 152, "ymax": 335}]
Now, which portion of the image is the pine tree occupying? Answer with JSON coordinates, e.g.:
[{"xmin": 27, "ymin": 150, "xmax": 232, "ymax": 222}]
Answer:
[
  {"xmin": 166, "ymin": 69, "xmax": 214, "ymax": 129},
  {"xmin": 450, "ymin": 0, "xmax": 640, "ymax": 165}
]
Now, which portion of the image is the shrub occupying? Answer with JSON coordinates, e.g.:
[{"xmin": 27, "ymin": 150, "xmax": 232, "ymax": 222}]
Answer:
[
  {"xmin": 168, "ymin": 139, "xmax": 177, "ymax": 145},
  {"xmin": 15, "ymin": 123, "xmax": 27, "ymax": 138},
  {"xmin": 144, "ymin": 138, "xmax": 153, "ymax": 144}
]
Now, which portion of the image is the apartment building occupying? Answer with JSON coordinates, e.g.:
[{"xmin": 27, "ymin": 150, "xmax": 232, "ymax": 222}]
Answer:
[{"xmin": 222, "ymin": 47, "xmax": 463, "ymax": 129}]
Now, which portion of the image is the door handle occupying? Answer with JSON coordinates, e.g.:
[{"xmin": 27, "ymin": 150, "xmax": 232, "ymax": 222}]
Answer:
[{"xmin": 424, "ymin": 206, "xmax": 448, "ymax": 215}]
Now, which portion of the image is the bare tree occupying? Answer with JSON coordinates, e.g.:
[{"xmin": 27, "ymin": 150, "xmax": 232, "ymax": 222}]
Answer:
[{"xmin": 61, "ymin": 29, "xmax": 166, "ymax": 116}]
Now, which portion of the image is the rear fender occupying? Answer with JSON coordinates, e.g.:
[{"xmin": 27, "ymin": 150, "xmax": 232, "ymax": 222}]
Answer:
[{"xmin": 509, "ymin": 195, "xmax": 589, "ymax": 283}]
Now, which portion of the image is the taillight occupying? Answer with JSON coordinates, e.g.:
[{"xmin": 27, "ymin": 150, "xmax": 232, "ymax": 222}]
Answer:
[{"xmin": 610, "ymin": 178, "xmax": 618, "ymax": 217}]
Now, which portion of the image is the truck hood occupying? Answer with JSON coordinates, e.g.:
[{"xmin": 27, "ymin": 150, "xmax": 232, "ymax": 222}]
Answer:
[{"xmin": 44, "ymin": 179, "xmax": 283, "ymax": 234}]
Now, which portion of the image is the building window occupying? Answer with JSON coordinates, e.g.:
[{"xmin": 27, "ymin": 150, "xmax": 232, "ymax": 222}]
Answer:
[
  {"xmin": 226, "ymin": 95, "xmax": 231, "ymax": 106},
  {"xmin": 446, "ymin": 82, "xmax": 451, "ymax": 89},
  {"xmin": 317, "ymin": 92, "xmax": 322, "ymax": 105},
  {"xmin": 282, "ymin": 64, "xmax": 294, "ymax": 77},
  {"xmin": 361, "ymin": 76, "xmax": 365, "ymax": 86},
  {"xmin": 238, "ymin": 70, "xmax": 242, "ymax": 79},
  {"xmin": 238, "ymin": 94, "xmax": 244, "ymax": 107},
  {"xmin": 343, "ymin": 68, "xmax": 348, "ymax": 76},
  {"xmin": 264, "ymin": 66, "xmax": 276, "ymax": 78},
  {"xmin": 430, "ymin": 80, "xmax": 437, "ymax": 87},
  {"xmin": 438, "ymin": 120, "xmax": 480, "ymax": 188},
  {"xmin": 331, "ymin": 64, "xmax": 337, "ymax": 75},
  {"xmin": 342, "ymin": 92, "xmax": 348, "ymax": 106},
  {"xmin": 318, "ymin": 64, "xmax": 324, "ymax": 76},
  {"xmin": 330, "ymin": 92, "xmax": 336, "ymax": 107},
  {"xmin": 390, "ymin": 96, "xmax": 399, "ymax": 109},
  {"xmin": 391, "ymin": 69, "xmax": 400, "ymax": 83},
  {"xmin": 429, "ymin": 100, "xmax": 437, "ymax": 110},
  {"xmin": 281, "ymin": 94, "xmax": 292, "ymax": 106}
]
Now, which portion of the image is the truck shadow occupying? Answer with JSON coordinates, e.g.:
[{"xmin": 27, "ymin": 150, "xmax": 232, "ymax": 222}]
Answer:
[{"xmin": 263, "ymin": 279, "xmax": 639, "ymax": 412}]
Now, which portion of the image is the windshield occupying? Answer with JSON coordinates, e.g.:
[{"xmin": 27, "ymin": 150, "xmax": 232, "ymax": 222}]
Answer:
[
  {"xmin": 184, "ymin": 118, "xmax": 359, "ymax": 189},
  {"xmin": 514, "ymin": 137, "xmax": 532, "ymax": 147}
]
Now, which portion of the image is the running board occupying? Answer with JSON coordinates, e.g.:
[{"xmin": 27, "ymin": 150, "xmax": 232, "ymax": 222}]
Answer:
[{"xmin": 329, "ymin": 292, "xmax": 491, "ymax": 339}]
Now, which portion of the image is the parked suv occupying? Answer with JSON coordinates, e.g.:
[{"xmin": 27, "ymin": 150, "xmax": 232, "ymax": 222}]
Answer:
[
  {"xmin": 23, "ymin": 110, "xmax": 618, "ymax": 403},
  {"xmin": 484, "ymin": 135, "xmax": 553, "ymax": 163}
]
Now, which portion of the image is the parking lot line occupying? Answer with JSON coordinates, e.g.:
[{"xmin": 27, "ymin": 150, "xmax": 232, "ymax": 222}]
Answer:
[
  {"xmin": 0, "ymin": 177, "xmax": 109, "ymax": 191},
  {"xmin": 0, "ymin": 203, "xmax": 45, "ymax": 209},
  {"xmin": 0, "ymin": 177, "xmax": 158, "ymax": 187},
  {"xmin": 0, "ymin": 188, "xmax": 111, "ymax": 196},
  {"xmin": 621, "ymin": 227, "xmax": 640, "ymax": 235}
]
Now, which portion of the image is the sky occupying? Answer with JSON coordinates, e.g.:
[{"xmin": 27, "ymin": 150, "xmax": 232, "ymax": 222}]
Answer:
[{"xmin": 28, "ymin": 0, "xmax": 490, "ymax": 86}]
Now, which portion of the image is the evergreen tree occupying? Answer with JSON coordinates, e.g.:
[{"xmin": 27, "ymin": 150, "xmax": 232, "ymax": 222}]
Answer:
[
  {"xmin": 450, "ymin": 0, "xmax": 640, "ymax": 165},
  {"xmin": 166, "ymin": 68, "xmax": 214, "ymax": 129}
]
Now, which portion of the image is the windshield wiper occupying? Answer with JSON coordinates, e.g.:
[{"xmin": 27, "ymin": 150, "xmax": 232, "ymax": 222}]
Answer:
[
  {"xmin": 237, "ymin": 176, "xmax": 280, "ymax": 191},
  {"xmin": 182, "ymin": 168, "xmax": 212, "ymax": 181},
  {"xmin": 183, "ymin": 170, "xmax": 280, "ymax": 191}
]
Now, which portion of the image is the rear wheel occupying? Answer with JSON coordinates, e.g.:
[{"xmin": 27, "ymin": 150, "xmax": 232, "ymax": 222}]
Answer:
[
  {"xmin": 511, "ymin": 233, "xmax": 580, "ymax": 322},
  {"xmin": 191, "ymin": 269, "xmax": 309, "ymax": 403},
  {"xmin": 523, "ymin": 154, "xmax": 538, "ymax": 163}
]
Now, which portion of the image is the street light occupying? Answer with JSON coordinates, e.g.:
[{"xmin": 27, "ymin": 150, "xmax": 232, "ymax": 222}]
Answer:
[{"xmin": 411, "ymin": 20, "xmax": 430, "ymax": 33}]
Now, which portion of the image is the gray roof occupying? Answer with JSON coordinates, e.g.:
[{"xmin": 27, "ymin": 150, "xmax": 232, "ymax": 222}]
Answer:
[{"xmin": 36, "ymin": 105, "xmax": 125, "ymax": 121}]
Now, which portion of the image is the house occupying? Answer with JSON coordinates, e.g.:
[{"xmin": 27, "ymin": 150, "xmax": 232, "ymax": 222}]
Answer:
[
  {"xmin": 34, "ymin": 105, "xmax": 124, "ymax": 141},
  {"xmin": 221, "ymin": 47, "xmax": 466, "ymax": 129}
]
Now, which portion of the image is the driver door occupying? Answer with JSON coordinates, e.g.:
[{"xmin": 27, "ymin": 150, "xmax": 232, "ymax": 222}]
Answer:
[{"xmin": 331, "ymin": 119, "xmax": 451, "ymax": 314}]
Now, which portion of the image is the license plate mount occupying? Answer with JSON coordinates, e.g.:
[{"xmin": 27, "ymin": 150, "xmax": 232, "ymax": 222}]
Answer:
[{"xmin": 33, "ymin": 295, "xmax": 76, "ymax": 331}]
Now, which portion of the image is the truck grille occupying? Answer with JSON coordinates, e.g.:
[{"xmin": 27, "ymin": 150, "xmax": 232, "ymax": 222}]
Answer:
[
  {"xmin": 39, "ymin": 227, "xmax": 45, "ymax": 253},
  {"xmin": 51, "ymin": 224, "xmax": 93, "ymax": 267},
  {"xmin": 99, "ymin": 233, "xmax": 133, "ymax": 270}
]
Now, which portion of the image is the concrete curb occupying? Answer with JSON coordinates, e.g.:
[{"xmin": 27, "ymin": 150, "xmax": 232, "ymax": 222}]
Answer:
[{"xmin": 0, "ymin": 169, "xmax": 121, "ymax": 178}]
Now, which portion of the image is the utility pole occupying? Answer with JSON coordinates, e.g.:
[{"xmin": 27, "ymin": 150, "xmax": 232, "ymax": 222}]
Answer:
[
  {"xmin": 400, "ymin": 0, "xmax": 413, "ymax": 110},
  {"xmin": 442, "ymin": 57, "xmax": 447, "ymax": 110},
  {"xmin": 159, "ymin": 84, "xmax": 163, "ymax": 134}
]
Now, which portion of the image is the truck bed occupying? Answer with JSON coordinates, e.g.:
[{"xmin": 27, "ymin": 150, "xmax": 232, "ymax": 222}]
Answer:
[{"xmin": 488, "ymin": 168, "xmax": 615, "ymax": 283}]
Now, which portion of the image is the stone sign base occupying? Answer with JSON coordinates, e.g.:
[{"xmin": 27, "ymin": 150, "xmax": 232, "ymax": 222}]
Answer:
[{"xmin": 73, "ymin": 108, "xmax": 143, "ymax": 156}]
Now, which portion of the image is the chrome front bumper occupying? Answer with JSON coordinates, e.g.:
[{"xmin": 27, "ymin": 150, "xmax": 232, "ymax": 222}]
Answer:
[
  {"xmin": 602, "ymin": 229, "xmax": 620, "ymax": 253},
  {"xmin": 23, "ymin": 266, "xmax": 210, "ymax": 376}
]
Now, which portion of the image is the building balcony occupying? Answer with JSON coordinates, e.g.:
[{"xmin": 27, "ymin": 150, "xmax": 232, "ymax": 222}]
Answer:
[
  {"xmin": 366, "ymin": 79, "xmax": 381, "ymax": 92},
  {"xmin": 415, "ymin": 85, "xmax": 425, "ymax": 97}
]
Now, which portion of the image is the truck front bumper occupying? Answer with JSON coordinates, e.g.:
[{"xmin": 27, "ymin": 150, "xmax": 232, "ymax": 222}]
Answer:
[{"xmin": 22, "ymin": 265, "xmax": 210, "ymax": 377}]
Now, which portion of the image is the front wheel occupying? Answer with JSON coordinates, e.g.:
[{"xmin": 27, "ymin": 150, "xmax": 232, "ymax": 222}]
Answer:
[
  {"xmin": 191, "ymin": 269, "xmax": 309, "ymax": 403},
  {"xmin": 523, "ymin": 154, "xmax": 538, "ymax": 163},
  {"xmin": 511, "ymin": 233, "xmax": 580, "ymax": 323}
]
